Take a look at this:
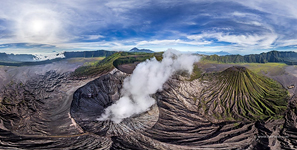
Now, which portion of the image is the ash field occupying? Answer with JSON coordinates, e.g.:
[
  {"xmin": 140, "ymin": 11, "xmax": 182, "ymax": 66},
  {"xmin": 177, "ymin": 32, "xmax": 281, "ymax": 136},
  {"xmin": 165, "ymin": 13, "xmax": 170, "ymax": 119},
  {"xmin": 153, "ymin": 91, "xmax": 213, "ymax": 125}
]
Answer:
[{"xmin": 0, "ymin": 50, "xmax": 297, "ymax": 150}]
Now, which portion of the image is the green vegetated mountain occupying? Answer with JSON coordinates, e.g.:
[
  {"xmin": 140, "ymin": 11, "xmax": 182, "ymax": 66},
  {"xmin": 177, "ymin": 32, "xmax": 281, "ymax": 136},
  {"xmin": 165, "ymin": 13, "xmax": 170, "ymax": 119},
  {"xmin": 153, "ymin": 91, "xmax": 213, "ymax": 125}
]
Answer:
[
  {"xmin": 203, "ymin": 50, "xmax": 297, "ymax": 64},
  {"xmin": 198, "ymin": 66, "xmax": 288, "ymax": 121}
]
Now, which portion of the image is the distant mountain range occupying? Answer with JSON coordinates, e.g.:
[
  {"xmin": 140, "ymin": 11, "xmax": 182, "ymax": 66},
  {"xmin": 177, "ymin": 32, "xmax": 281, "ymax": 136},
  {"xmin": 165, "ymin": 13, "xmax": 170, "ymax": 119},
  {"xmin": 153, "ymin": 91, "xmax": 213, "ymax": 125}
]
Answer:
[
  {"xmin": 0, "ymin": 48, "xmax": 153, "ymax": 63},
  {"xmin": 129, "ymin": 47, "xmax": 154, "ymax": 53},
  {"xmin": 203, "ymin": 50, "xmax": 297, "ymax": 65},
  {"xmin": 0, "ymin": 50, "xmax": 116, "ymax": 66},
  {"xmin": 3, "ymin": 50, "xmax": 297, "ymax": 66},
  {"xmin": 0, "ymin": 53, "xmax": 37, "ymax": 62},
  {"xmin": 63, "ymin": 50, "xmax": 115, "ymax": 58},
  {"xmin": 194, "ymin": 51, "xmax": 231, "ymax": 56}
]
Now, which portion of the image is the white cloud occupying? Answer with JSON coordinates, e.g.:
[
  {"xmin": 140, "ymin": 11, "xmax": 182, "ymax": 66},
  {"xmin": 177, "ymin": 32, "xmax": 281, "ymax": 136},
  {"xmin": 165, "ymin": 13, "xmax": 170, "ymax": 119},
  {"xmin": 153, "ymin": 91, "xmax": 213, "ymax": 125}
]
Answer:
[
  {"xmin": 34, "ymin": 52, "xmax": 65, "ymax": 61},
  {"xmin": 85, "ymin": 35, "xmax": 104, "ymax": 40},
  {"xmin": 136, "ymin": 39, "xmax": 211, "ymax": 46},
  {"xmin": 187, "ymin": 32, "xmax": 277, "ymax": 49},
  {"xmin": 276, "ymin": 39, "xmax": 297, "ymax": 47},
  {"xmin": 232, "ymin": 0, "xmax": 297, "ymax": 19},
  {"xmin": 232, "ymin": 12, "xmax": 247, "ymax": 17}
]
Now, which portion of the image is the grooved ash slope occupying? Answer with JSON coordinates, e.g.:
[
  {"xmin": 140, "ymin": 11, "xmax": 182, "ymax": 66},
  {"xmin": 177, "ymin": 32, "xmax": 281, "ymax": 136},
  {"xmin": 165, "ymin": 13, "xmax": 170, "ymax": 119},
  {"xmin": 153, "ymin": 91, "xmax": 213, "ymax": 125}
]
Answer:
[{"xmin": 0, "ymin": 59, "xmax": 297, "ymax": 149}]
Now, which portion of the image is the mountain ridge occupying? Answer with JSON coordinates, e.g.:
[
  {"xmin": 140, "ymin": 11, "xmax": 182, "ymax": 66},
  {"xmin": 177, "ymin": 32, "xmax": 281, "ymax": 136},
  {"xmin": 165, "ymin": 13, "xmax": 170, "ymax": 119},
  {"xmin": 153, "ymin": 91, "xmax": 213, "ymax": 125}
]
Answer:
[
  {"xmin": 195, "ymin": 51, "xmax": 231, "ymax": 56},
  {"xmin": 129, "ymin": 47, "xmax": 154, "ymax": 53},
  {"xmin": 203, "ymin": 50, "xmax": 297, "ymax": 65}
]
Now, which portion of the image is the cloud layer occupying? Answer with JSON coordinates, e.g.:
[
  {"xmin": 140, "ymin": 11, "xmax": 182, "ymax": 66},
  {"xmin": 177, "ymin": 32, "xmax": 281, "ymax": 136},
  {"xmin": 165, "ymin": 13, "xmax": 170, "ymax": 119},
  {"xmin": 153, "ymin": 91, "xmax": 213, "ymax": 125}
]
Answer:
[{"xmin": 0, "ymin": 0, "xmax": 297, "ymax": 54}]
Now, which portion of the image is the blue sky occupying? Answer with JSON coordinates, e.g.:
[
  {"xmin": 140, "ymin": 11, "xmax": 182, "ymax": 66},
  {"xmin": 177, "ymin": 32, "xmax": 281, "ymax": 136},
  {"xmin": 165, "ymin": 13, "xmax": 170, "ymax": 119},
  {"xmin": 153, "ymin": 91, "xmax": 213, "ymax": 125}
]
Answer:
[{"xmin": 0, "ymin": 0, "xmax": 297, "ymax": 54}]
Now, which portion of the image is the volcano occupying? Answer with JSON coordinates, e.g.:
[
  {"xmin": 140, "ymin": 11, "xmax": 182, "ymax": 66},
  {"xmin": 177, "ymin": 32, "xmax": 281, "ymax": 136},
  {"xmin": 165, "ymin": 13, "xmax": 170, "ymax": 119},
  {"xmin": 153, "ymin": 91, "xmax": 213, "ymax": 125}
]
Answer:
[{"xmin": 198, "ymin": 66, "xmax": 288, "ymax": 121}]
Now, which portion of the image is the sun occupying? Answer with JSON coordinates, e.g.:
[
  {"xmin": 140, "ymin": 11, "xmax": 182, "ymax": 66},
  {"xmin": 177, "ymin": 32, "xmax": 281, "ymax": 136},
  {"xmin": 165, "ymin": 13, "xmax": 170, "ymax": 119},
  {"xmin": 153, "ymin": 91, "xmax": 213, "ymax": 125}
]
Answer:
[
  {"xmin": 19, "ymin": 12, "xmax": 58, "ymax": 42},
  {"xmin": 31, "ymin": 19, "xmax": 46, "ymax": 33}
]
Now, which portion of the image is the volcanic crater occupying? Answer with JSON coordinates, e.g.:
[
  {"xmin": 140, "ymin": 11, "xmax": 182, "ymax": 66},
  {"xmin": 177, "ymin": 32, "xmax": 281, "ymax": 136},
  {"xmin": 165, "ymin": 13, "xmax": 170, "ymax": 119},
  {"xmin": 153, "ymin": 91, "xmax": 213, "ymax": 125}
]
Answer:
[{"xmin": 70, "ymin": 70, "xmax": 159, "ymax": 136}]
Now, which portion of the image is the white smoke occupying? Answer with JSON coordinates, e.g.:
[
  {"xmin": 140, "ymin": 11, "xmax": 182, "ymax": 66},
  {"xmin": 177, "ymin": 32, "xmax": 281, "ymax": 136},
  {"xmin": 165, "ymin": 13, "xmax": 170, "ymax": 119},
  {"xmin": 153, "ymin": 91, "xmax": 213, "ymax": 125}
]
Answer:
[
  {"xmin": 97, "ymin": 49, "xmax": 200, "ymax": 123},
  {"xmin": 33, "ymin": 52, "xmax": 65, "ymax": 61}
]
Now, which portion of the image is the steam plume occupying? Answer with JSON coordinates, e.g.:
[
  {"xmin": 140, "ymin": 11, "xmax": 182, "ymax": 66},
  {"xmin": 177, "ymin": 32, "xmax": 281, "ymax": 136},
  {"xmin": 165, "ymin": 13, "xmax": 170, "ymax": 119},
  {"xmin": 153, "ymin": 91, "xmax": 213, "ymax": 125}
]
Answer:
[
  {"xmin": 97, "ymin": 49, "xmax": 200, "ymax": 123},
  {"xmin": 33, "ymin": 52, "xmax": 65, "ymax": 61}
]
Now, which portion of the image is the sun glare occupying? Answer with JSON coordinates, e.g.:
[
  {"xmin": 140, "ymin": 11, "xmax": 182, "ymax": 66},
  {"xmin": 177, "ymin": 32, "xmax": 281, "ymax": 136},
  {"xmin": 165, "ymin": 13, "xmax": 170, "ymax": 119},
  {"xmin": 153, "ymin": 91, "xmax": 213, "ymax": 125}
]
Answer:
[
  {"xmin": 31, "ymin": 19, "xmax": 46, "ymax": 33},
  {"xmin": 19, "ymin": 12, "xmax": 58, "ymax": 42}
]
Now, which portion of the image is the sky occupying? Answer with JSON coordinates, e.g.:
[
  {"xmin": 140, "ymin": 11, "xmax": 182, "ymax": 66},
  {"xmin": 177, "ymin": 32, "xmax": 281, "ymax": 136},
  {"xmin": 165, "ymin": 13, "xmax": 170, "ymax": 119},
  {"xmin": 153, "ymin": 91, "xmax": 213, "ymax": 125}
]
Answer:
[{"xmin": 0, "ymin": 0, "xmax": 297, "ymax": 54}]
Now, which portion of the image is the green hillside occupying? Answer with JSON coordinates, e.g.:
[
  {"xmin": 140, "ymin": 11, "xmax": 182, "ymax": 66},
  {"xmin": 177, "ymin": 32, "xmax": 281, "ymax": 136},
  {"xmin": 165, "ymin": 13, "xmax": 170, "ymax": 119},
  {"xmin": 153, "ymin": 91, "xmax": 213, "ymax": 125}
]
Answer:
[
  {"xmin": 72, "ymin": 52, "xmax": 163, "ymax": 77},
  {"xmin": 198, "ymin": 66, "xmax": 288, "ymax": 121}
]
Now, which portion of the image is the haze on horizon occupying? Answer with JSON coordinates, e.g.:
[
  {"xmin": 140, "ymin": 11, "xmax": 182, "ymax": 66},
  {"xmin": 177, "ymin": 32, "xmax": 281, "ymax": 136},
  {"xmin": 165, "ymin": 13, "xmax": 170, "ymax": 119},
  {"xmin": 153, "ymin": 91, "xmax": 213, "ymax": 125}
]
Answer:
[{"xmin": 0, "ymin": 0, "xmax": 297, "ymax": 55}]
